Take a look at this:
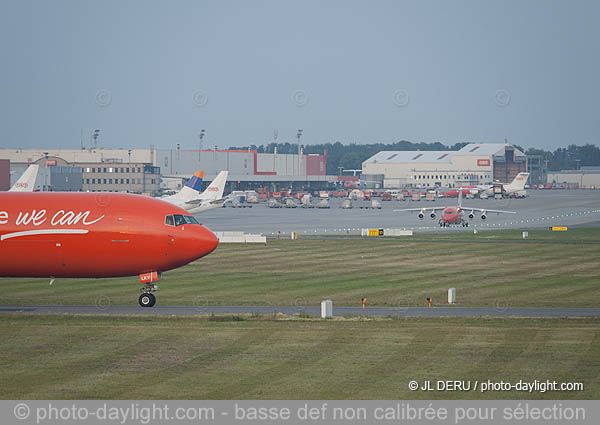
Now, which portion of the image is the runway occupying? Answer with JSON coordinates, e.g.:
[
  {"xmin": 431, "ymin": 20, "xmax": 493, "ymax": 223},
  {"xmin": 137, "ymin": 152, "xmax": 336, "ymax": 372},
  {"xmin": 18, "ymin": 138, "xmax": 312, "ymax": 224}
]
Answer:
[
  {"xmin": 197, "ymin": 190, "xmax": 600, "ymax": 236},
  {"xmin": 1, "ymin": 305, "xmax": 599, "ymax": 318}
]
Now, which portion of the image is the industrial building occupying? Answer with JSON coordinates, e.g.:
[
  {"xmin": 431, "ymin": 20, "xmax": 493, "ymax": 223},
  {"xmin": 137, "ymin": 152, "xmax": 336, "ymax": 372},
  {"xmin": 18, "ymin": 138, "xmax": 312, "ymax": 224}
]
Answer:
[
  {"xmin": 3, "ymin": 149, "xmax": 160, "ymax": 193},
  {"xmin": 361, "ymin": 143, "xmax": 527, "ymax": 189},
  {"xmin": 547, "ymin": 167, "xmax": 600, "ymax": 188},
  {"xmin": 0, "ymin": 147, "xmax": 335, "ymax": 193},
  {"xmin": 155, "ymin": 147, "xmax": 330, "ymax": 190}
]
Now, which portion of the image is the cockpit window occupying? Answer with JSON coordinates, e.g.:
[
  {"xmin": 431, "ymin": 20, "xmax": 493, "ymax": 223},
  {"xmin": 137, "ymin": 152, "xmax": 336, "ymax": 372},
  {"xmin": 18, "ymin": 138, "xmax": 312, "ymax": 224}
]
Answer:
[
  {"xmin": 443, "ymin": 210, "xmax": 453, "ymax": 214},
  {"xmin": 183, "ymin": 215, "xmax": 199, "ymax": 224},
  {"xmin": 167, "ymin": 214, "xmax": 199, "ymax": 226},
  {"xmin": 174, "ymin": 214, "xmax": 186, "ymax": 226}
]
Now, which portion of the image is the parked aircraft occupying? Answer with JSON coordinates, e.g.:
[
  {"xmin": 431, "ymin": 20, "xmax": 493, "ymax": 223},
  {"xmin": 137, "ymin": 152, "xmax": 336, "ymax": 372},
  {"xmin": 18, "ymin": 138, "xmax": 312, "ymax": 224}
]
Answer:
[
  {"xmin": 163, "ymin": 171, "xmax": 229, "ymax": 214},
  {"xmin": 496, "ymin": 172, "xmax": 530, "ymax": 196},
  {"xmin": 162, "ymin": 170, "xmax": 204, "ymax": 201},
  {"xmin": 394, "ymin": 190, "xmax": 515, "ymax": 227},
  {"xmin": 9, "ymin": 164, "xmax": 39, "ymax": 192},
  {"xmin": 443, "ymin": 173, "xmax": 530, "ymax": 198},
  {"xmin": 0, "ymin": 192, "xmax": 218, "ymax": 306}
]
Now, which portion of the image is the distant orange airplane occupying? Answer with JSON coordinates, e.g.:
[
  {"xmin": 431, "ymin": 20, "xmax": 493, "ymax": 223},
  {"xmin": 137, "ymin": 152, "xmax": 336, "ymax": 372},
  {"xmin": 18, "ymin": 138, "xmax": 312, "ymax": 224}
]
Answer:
[
  {"xmin": 0, "ymin": 192, "xmax": 219, "ymax": 307},
  {"xmin": 394, "ymin": 188, "xmax": 515, "ymax": 227}
]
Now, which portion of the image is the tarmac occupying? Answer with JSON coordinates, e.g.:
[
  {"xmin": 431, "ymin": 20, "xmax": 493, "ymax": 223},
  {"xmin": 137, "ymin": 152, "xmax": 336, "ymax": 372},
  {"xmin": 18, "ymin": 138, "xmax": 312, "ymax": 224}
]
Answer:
[
  {"xmin": 1, "ymin": 305, "xmax": 599, "ymax": 318},
  {"xmin": 196, "ymin": 190, "xmax": 600, "ymax": 236}
]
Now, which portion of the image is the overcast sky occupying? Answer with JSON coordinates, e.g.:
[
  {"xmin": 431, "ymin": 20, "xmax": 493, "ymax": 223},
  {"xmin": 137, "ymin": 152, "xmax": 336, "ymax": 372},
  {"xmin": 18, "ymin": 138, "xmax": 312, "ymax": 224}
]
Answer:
[{"xmin": 1, "ymin": 0, "xmax": 599, "ymax": 151}]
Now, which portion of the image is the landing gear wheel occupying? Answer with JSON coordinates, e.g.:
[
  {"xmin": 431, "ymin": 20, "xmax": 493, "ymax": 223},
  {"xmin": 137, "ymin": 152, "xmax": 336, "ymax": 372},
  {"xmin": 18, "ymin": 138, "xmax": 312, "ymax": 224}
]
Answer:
[{"xmin": 139, "ymin": 293, "xmax": 156, "ymax": 307}]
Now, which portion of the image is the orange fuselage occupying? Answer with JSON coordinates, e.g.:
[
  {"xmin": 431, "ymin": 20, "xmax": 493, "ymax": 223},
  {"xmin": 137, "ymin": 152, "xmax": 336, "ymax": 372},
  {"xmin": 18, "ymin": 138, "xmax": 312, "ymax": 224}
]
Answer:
[
  {"xmin": 0, "ymin": 192, "xmax": 218, "ymax": 278},
  {"xmin": 441, "ymin": 207, "xmax": 462, "ymax": 223}
]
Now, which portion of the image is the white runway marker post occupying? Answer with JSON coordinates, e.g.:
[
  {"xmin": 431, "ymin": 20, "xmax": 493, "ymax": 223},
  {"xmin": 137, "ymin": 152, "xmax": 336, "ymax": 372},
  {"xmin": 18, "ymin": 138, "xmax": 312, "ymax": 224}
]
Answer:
[
  {"xmin": 448, "ymin": 288, "xmax": 456, "ymax": 304},
  {"xmin": 321, "ymin": 300, "xmax": 333, "ymax": 318}
]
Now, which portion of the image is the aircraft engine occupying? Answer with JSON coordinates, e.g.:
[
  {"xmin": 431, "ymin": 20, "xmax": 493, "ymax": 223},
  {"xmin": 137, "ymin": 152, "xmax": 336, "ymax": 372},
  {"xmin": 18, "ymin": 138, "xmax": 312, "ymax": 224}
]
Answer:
[
  {"xmin": 468, "ymin": 211, "xmax": 474, "ymax": 219},
  {"xmin": 418, "ymin": 212, "xmax": 425, "ymax": 219},
  {"xmin": 430, "ymin": 212, "xmax": 436, "ymax": 219},
  {"xmin": 481, "ymin": 211, "xmax": 487, "ymax": 220}
]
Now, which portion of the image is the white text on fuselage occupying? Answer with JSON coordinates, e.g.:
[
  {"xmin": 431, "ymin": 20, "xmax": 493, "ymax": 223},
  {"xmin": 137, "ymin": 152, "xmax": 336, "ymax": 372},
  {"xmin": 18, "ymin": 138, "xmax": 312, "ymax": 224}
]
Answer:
[{"xmin": 0, "ymin": 209, "xmax": 104, "ymax": 226}]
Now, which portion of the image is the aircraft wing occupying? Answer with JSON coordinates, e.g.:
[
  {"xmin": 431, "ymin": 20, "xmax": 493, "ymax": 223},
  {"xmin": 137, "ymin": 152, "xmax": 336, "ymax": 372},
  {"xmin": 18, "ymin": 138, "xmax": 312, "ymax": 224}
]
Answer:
[
  {"xmin": 393, "ymin": 207, "xmax": 446, "ymax": 213},
  {"xmin": 182, "ymin": 195, "xmax": 230, "ymax": 214},
  {"xmin": 461, "ymin": 207, "xmax": 516, "ymax": 214},
  {"xmin": 183, "ymin": 199, "xmax": 205, "ymax": 207},
  {"xmin": 183, "ymin": 198, "xmax": 226, "ymax": 206}
]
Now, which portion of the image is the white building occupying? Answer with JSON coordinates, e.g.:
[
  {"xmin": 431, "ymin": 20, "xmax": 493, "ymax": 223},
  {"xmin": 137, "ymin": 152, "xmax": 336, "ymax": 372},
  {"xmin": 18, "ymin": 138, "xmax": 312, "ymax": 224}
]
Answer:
[
  {"xmin": 547, "ymin": 167, "xmax": 600, "ymax": 189},
  {"xmin": 361, "ymin": 143, "xmax": 527, "ymax": 189},
  {"xmin": 0, "ymin": 147, "xmax": 332, "ymax": 192}
]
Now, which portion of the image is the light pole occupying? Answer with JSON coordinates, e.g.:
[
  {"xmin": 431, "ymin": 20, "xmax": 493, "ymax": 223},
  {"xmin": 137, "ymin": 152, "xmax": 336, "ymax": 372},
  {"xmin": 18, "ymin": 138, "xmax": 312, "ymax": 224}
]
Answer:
[
  {"xmin": 198, "ymin": 129, "xmax": 205, "ymax": 162},
  {"xmin": 296, "ymin": 129, "xmax": 303, "ymax": 176},
  {"xmin": 92, "ymin": 129, "xmax": 100, "ymax": 149}
]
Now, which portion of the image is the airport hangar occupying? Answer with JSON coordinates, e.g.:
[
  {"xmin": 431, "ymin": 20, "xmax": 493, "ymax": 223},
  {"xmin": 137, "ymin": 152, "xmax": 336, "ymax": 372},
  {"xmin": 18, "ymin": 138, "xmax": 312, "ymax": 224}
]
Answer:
[
  {"xmin": 0, "ymin": 147, "xmax": 350, "ymax": 193},
  {"xmin": 360, "ymin": 143, "xmax": 528, "ymax": 189}
]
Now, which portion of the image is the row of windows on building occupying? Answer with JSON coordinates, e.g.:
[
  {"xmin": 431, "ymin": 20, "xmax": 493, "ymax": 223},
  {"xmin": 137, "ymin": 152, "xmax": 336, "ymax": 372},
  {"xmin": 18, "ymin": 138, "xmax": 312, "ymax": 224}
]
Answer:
[
  {"xmin": 84, "ymin": 167, "xmax": 143, "ymax": 173},
  {"xmin": 411, "ymin": 174, "xmax": 492, "ymax": 180},
  {"xmin": 85, "ymin": 178, "xmax": 157, "ymax": 185}
]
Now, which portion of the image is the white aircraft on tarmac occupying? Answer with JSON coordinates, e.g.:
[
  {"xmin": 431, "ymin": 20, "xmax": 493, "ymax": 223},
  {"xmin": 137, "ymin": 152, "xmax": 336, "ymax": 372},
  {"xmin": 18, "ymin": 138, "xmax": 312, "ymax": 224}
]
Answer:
[
  {"xmin": 9, "ymin": 164, "xmax": 39, "ymax": 192},
  {"xmin": 442, "ymin": 172, "xmax": 530, "ymax": 198},
  {"xmin": 163, "ymin": 170, "xmax": 229, "ymax": 214}
]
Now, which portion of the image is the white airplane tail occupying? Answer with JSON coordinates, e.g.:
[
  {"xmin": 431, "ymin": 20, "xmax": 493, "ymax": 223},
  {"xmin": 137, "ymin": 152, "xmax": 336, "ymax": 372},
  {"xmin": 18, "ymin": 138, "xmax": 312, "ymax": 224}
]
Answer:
[
  {"xmin": 9, "ymin": 164, "xmax": 39, "ymax": 192},
  {"xmin": 504, "ymin": 172, "xmax": 529, "ymax": 193},
  {"xmin": 198, "ymin": 171, "xmax": 228, "ymax": 201}
]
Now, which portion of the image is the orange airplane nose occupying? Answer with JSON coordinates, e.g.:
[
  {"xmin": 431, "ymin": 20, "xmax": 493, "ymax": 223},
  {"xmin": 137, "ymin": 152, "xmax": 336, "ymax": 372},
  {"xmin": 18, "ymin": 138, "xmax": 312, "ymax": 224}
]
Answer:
[{"xmin": 200, "ymin": 226, "xmax": 219, "ymax": 255}]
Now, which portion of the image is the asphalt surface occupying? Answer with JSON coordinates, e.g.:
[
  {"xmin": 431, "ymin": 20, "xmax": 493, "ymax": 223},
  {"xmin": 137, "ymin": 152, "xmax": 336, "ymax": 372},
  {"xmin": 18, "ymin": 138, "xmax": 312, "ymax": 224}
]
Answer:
[
  {"xmin": 196, "ymin": 190, "xmax": 600, "ymax": 236},
  {"xmin": 1, "ymin": 305, "xmax": 599, "ymax": 318}
]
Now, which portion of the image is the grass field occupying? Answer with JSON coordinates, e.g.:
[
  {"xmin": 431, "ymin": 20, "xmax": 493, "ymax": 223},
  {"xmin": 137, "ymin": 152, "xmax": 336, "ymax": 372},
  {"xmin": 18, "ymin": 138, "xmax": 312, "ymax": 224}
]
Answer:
[
  {"xmin": 0, "ymin": 315, "xmax": 598, "ymax": 399},
  {"xmin": 0, "ymin": 228, "xmax": 598, "ymax": 308},
  {"xmin": 1, "ymin": 229, "xmax": 599, "ymax": 400}
]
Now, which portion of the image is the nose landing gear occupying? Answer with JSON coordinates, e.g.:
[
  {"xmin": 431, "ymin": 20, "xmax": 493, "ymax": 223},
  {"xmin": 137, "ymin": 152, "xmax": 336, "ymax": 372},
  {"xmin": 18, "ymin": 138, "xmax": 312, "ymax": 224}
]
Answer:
[
  {"xmin": 139, "ymin": 272, "xmax": 161, "ymax": 307},
  {"xmin": 139, "ymin": 292, "xmax": 156, "ymax": 307},
  {"xmin": 139, "ymin": 282, "xmax": 159, "ymax": 307}
]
